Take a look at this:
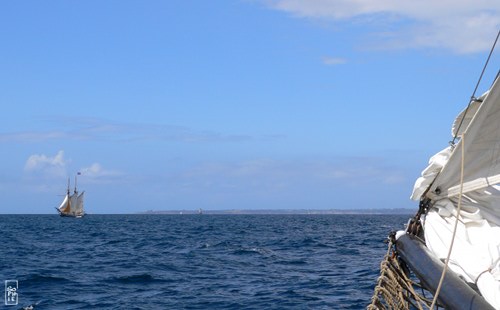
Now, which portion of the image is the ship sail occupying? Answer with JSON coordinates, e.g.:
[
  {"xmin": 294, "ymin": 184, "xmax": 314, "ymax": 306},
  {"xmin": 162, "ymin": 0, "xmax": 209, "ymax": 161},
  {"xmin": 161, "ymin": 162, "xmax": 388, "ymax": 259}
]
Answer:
[
  {"xmin": 75, "ymin": 192, "xmax": 85, "ymax": 216},
  {"xmin": 58, "ymin": 194, "xmax": 71, "ymax": 214},
  {"xmin": 369, "ymin": 33, "xmax": 500, "ymax": 310},
  {"xmin": 412, "ymin": 79, "xmax": 500, "ymax": 309},
  {"xmin": 428, "ymin": 77, "xmax": 500, "ymax": 199},
  {"xmin": 406, "ymin": 77, "xmax": 500, "ymax": 308},
  {"xmin": 56, "ymin": 174, "xmax": 85, "ymax": 218},
  {"xmin": 370, "ymin": 86, "xmax": 500, "ymax": 310}
]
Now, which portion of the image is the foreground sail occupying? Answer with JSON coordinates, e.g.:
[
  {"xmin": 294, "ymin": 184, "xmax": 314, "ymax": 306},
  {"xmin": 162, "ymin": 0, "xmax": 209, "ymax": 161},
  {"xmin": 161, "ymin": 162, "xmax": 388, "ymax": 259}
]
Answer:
[
  {"xmin": 408, "ymin": 78, "xmax": 500, "ymax": 307},
  {"xmin": 56, "ymin": 176, "xmax": 85, "ymax": 218},
  {"xmin": 369, "ymin": 77, "xmax": 500, "ymax": 309}
]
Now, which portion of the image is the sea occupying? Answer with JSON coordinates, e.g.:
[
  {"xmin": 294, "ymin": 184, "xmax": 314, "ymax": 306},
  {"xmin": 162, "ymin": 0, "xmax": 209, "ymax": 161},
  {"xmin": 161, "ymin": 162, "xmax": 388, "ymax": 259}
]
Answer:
[{"xmin": 1, "ymin": 214, "xmax": 409, "ymax": 309}]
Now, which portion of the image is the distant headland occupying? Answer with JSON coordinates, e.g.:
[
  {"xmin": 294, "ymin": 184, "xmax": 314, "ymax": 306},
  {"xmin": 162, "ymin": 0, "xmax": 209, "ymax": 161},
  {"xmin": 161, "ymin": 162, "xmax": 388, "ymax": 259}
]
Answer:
[{"xmin": 138, "ymin": 208, "xmax": 414, "ymax": 215}]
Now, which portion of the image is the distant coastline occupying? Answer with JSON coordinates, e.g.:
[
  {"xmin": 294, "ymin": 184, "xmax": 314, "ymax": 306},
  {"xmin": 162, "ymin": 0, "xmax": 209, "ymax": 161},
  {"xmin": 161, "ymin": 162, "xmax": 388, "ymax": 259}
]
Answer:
[{"xmin": 138, "ymin": 208, "xmax": 414, "ymax": 215}]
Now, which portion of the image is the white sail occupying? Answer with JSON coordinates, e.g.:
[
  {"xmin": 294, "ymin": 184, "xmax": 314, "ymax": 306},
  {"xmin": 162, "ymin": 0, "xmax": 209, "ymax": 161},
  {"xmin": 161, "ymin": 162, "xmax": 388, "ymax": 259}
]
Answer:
[
  {"xmin": 428, "ymin": 77, "xmax": 500, "ymax": 199},
  {"xmin": 75, "ymin": 191, "xmax": 85, "ymax": 215},
  {"xmin": 58, "ymin": 194, "xmax": 70, "ymax": 213},
  {"xmin": 57, "ymin": 175, "xmax": 85, "ymax": 217},
  {"xmin": 411, "ymin": 76, "xmax": 500, "ymax": 308},
  {"xmin": 69, "ymin": 193, "xmax": 78, "ymax": 215}
]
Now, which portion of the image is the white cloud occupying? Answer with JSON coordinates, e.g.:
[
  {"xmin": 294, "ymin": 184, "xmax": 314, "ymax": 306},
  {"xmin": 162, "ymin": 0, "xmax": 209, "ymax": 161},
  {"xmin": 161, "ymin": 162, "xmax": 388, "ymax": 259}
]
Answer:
[
  {"xmin": 322, "ymin": 56, "xmax": 347, "ymax": 65},
  {"xmin": 24, "ymin": 151, "xmax": 122, "ymax": 181},
  {"xmin": 264, "ymin": 0, "xmax": 500, "ymax": 53},
  {"xmin": 24, "ymin": 150, "xmax": 67, "ymax": 178},
  {"xmin": 79, "ymin": 163, "xmax": 123, "ymax": 181}
]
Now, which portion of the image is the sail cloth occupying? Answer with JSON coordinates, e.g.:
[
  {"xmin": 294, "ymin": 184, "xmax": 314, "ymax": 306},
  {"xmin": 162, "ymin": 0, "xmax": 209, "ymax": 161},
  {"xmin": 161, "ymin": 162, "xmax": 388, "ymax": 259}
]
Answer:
[
  {"xmin": 410, "ymin": 146, "xmax": 452, "ymax": 200},
  {"xmin": 410, "ymin": 77, "xmax": 500, "ymax": 309},
  {"xmin": 429, "ymin": 77, "xmax": 500, "ymax": 199},
  {"xmin": 58, "ymin": 191, "xmax": 84, "ymax": 216},
  {"xmin": 424, "ymin": 199, "xmax": 500, "ymax": 309},
  {"xmin": 75, "ymin": 192, "xmax": 84, "ymax": 215},
  {"xmin": 58, "ymin": 194, "xmax": 71, "ymax": 213}
]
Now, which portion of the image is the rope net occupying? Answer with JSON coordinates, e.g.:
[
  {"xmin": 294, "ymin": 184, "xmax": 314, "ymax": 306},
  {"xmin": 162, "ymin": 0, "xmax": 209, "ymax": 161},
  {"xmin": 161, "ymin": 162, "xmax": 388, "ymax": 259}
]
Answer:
[{"xmin": 367, "ymin": 240, "xmax": 433, "ymax": 310}]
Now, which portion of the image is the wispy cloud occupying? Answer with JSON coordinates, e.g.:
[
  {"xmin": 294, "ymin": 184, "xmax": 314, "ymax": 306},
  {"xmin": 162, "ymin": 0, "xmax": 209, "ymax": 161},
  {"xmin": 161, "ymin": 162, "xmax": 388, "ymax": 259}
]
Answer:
[
  {"xmin": 264, "ymin": 0, "xmax": 500, "ymax": 54},
  {"xmin": 0, "ymin": 131, "xmax": 68, "ymax": 143},
  {"xmin": 176, "ymin": 157, "xmax": 406, "ymax": 192},
  {"xmin": 322, "ymin": 56, "xmax": 347, "ymax": 66},
  {"xmin": 0, "ymin": 117, "xmax": 256, "ymax": 144},
  {"xmin": 79, "ymin": 163, "xmax": 124, "ymax": 182},
  {"xmin": 157, "ymin": 157, "xmax": 409, "ymax": 209}
]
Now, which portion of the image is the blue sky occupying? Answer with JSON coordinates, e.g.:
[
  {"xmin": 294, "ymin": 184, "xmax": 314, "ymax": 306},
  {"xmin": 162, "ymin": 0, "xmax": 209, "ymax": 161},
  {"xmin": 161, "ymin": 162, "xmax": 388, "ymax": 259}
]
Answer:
[{"xmin": 1, "ymin": 1, "xmax": 500, "ymax": 213}]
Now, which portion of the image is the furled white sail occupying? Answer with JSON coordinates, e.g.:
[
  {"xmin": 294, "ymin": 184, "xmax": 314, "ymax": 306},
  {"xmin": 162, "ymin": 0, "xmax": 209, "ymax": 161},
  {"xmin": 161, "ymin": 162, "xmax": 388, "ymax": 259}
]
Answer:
[{"xmin": 411, "ymin": 76, "xmax": 500, "ymax": 309}]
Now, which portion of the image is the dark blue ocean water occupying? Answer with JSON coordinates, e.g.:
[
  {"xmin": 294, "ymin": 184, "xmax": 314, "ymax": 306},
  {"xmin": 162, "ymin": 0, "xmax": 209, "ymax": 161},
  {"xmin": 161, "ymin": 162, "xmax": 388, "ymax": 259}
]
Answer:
[{"xmin": 0, "ymin": 214, "xmax": 408, "ymax": 309}]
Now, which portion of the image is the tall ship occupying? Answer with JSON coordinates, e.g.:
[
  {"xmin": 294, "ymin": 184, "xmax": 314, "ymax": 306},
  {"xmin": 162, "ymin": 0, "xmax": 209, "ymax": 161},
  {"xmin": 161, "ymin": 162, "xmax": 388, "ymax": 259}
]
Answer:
[
  {"xmin": 369, "ymin": 31, "xmax": 500, "ymax": 309},
  {"xmin": 56, "ymin": 173, "xmax": 85, "ymax": 218}
]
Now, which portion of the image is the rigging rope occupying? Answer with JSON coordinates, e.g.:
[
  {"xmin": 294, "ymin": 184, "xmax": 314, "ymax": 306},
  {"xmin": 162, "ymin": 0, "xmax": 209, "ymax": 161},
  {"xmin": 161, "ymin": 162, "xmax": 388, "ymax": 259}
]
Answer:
[
  {"xmin": 367, "ymin": 237, "xmax": 431, "ymax": 310},
  {"xmin": 429, "ymin": 133, "xmax": 465, "ymax": 309},
  {"xmin": 451, "ymin": 29, "xmax": 500, "ymax": 145}
]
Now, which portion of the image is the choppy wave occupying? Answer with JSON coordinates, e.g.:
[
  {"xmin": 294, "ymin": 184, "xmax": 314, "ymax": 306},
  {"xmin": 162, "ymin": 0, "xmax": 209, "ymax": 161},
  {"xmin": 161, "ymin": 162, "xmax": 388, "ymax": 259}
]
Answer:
[{"xmin": 1, "ymin": 214, "xmax": 407, "ymax": 309}]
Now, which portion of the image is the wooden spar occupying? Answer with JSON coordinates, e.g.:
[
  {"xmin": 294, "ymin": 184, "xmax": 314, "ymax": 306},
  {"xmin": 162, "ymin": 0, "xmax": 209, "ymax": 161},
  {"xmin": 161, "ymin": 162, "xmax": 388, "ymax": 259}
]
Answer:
[{"xmin": 396, "ymin": 234, "xmax": 494, "ymax": 310}]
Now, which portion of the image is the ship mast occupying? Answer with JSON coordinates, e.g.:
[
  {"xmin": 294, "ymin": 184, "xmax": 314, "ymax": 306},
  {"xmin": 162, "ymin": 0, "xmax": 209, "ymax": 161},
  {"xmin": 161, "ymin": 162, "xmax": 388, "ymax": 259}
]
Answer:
[{"xmin": 74, "ymin": 172, "xmax": 82, "ymax": 194}]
